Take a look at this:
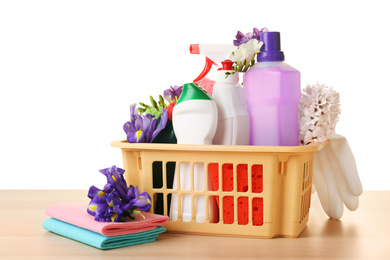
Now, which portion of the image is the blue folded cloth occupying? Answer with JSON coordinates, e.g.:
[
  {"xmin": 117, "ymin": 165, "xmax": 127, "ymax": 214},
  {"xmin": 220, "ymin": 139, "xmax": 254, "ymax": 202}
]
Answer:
[{"xmin": 42, "ymin": 218, "xmax": 166, "ymax": 250}]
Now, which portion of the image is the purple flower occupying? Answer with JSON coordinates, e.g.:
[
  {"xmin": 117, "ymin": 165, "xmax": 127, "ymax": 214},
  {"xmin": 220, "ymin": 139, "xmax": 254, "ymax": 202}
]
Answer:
[
  {"xmin": 104, "ymin": 193, "xmax": 125, "ymax": 222},
  {"xmin": 125, "ymin": 185, "xmax": 152, "ymax": 212},
  {"xmin": 87, "ymin": 166, "xmax": 152, "ymax": 222},
  {"xmin": 88, "ymin": 194, "xmax": 124, "ymax": 222},
  {"xmin": 152, "ymin": 109, "xmax": 168, "ymax": 141},
  {"xmin": 123, "ymin": 113, "xmax": 155, "ymax": 143},
  {"xmin": 163, "ymin": 85, "xmax": 183, "ymax": 104},
  {"xmin": 130, "ymin": 103, "xmax": 138, "ymax": 120},
  {"xmin": 87, "ymin": 195, "xmax": 101, "ymax": 216},
  {"xmin": 233, "ymin": 31, "xmax": 254, "ymax": 46},
  {"xmin": 123, "ymin": 105, "xmax": 168, "ymax": 143},
  {"xmin": 116, "ymin": 185, "xmax": 152, "ymax": 214},
  {"xmin": 253, "ymin": 27, "xmax": 268, "ymax": 41},
  {"xmin": 100, "ymin": 166, "xmax": 129, "ymax": 203},
  {"xmin": 87, "ymin": 185, "xmax": 105, "ymax": 200},
  {"xmin": 93, "ymin": 202, "xmax": 109, "ymax": 221},
  {"xmin": 131, "ymin": 193, "xmax": 151, "ymax": 212},
  {"xmin": 233, "ymin": 27, "xmax": 269, "ymax": 46}
]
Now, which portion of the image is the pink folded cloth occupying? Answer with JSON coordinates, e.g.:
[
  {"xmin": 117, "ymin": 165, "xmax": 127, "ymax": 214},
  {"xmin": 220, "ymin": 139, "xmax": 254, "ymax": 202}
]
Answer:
[{"xmin": 45, "ymin": 203, "xmax": 169, "ymax": 237}]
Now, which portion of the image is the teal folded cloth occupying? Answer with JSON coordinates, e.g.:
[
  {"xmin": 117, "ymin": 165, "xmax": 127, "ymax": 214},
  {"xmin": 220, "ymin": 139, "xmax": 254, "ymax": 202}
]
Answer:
[{"xmin": 43, "ymin": 218, "xmax": 166, "ymax": 250}]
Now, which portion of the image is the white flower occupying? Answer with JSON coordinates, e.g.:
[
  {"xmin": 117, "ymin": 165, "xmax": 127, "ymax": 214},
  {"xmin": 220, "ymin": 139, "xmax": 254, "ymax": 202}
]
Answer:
[
  {"xmin": 230, "ymin": 39, "xmax": 263, "ymax": 68},
  {"xmin": 246, "ymin": 39, "xmax": 263, "ymax": 53},
  {"xmin": 230, "ymin": 47, "xmax": 250, "ymax": 66},
  {"xmin": 299, "ymin": 83, "xmax": 341, "ymax": 145}
]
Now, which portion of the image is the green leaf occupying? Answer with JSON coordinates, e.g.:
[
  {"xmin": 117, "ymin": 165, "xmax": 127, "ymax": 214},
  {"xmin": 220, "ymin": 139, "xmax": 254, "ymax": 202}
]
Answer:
[
  {"xmin": 150, "ymin": 96, "xmax": 158, "ymax": 110},
  {"xmin": 159, "ymin": 95, "xmax": 167, "ymax": 109},
  {"xmin": 137, "ymin": 107, "xmax": 145, "ymax": 114},
  {"xmin": 130, "ymin": 209, "xmax": 146, "ymax": 219},
  {"xmin": 139, "ymin": 102, "xmax": 150, "ymax": 109}
]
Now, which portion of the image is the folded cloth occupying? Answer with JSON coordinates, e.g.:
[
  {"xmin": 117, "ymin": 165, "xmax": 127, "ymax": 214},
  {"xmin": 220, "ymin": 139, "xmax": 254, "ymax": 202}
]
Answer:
[
  {"xmin": 45, "ymin": 203, "xmax": 169, "ymax": 236},
  {"xmin": 43, "ymin": 218, "xmax": 166, "ymax": 250}
]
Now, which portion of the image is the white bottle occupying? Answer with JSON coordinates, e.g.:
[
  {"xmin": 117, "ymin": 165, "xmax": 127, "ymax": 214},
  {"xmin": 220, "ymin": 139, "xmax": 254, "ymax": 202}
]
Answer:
[
  {"xmin": 212, "ymin": 60, "xmax": 250, "ymax": 145},
  {"xmin": 170, "ymin": 82, "xmax": 219, "ymax": 223}
]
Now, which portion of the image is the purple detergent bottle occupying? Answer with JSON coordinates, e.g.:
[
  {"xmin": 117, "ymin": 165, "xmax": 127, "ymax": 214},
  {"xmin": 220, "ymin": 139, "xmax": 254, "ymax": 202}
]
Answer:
[{"xmin": 243, "ymin": 31, "xmax": 301, "ymax": 146}]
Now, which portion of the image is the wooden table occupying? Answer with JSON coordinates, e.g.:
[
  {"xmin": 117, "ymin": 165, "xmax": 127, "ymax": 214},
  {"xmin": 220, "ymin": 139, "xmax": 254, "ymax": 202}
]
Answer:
[{"xmin": 0, "ymin": 190, "xmax": 389, "ymax": 259}]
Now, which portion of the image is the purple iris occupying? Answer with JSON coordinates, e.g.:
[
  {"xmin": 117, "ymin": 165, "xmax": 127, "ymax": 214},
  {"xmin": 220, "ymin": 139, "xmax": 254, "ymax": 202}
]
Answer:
[
  {"xmin": 87, "ymin": 165, "xmax": 152, "ymax": 222},
  {"xmin": 123, "ymin": 104, "xmax": 168, "ymax": 143},
  {"xmin": 163, "ymin": 85, "xmax": 183, "ymax": 104},
  {"xmin": 233, "ymin": 27, "xmax": 269, "ymax": 46},
  {"xmin": 100, "ymin": 166, "xmax": 129, "ymax": 203},
  {"xmin": 129, "ymin": 185, "xmax": 152, "ymax": 212}
]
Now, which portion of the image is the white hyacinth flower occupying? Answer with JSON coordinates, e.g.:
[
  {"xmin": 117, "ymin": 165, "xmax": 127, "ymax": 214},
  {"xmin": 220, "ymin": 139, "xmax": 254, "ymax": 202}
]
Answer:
[{"xmin": 299, "ymin": 83, "xmax": 341, "ymax": 145}]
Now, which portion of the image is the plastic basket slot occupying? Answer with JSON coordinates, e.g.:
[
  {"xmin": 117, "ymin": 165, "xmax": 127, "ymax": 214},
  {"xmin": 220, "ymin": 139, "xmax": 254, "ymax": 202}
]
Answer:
[
  {"xmin": 208, "ymin": 163, "xmax": 264, "ymax": 225},
  {"xmin": 302, "ymin": 160, "xmax": 312, "ymax": 191},
  {"xmin": 278, "ymin": 155, "xmax": 289, "ymax": 175},
  {"xmin": 300, "ymin": 188, "xmax": 312, "ymax": 222},
  {"xmin": 137, "ymin": 156, "xmax": 142, "ymax": 170}
]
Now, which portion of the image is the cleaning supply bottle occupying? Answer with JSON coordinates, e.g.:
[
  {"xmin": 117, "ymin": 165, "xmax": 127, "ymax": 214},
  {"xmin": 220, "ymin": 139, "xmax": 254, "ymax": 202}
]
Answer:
[
  {"xmin": 169, "ymin": 82, "xmax": 219, "ymax": 223},
  {"xmin": 243, "ymin": 31, "xmax": 301, "ymax": 146},
  {"xmin": 212, "ymin": 59, "xmax": 250, "ymax": 145}
]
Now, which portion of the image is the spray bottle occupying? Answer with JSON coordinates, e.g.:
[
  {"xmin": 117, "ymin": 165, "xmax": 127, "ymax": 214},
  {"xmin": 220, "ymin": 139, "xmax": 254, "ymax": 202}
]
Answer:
[
  {"xmin": 190, "ymin": 44, "xmax": 236, "ymax": 95},
  {"xmin": 212, "ymin": 59, "xmax": 250, "ymax": 145},
  {"xmin": 243, "ymin": 31, "xmax": 301, "ymax": 146},
  {"xmin": 169, "ymin": 82, "xmax": 219, "ymax": 223}
]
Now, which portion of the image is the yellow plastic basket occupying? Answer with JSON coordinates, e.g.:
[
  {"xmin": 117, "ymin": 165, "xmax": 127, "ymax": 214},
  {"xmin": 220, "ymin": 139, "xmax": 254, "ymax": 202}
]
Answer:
[{"xmin": 111, "ymin": 140, "xmax": 328, "ymax": 238}]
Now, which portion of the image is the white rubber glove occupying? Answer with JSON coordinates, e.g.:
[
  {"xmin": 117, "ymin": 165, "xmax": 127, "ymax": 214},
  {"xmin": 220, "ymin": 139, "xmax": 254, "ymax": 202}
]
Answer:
[{"xmin": 313, "ymin": 134, "xmax": 363, "ymax": 219}]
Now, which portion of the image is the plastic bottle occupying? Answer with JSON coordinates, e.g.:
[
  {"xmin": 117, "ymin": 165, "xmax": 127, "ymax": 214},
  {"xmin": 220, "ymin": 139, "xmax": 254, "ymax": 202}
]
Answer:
[
  {"xmin": 170, "ymin": 82, "xmax": 219, "ymax": 223},
  {"xmin": 243, "ymin": 31, "xmax": 301, "ymax": 146},
  {"xmin": 212, "ymin": 59, "xmax": 250, "ymax": 145}
]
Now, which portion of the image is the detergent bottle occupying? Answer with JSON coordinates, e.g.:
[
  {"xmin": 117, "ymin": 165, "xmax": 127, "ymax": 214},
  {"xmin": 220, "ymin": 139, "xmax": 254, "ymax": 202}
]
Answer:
[
  {"xmin": 212, "ymin": 59, "xmax": 250, "ymax": 145},
  {"xmin": 243, "ymin": 31, "xmax": 301, "ymax": 146},
  {"xmin": 169, "ymin": 82, "xmax": 219, "ymax": 223}
]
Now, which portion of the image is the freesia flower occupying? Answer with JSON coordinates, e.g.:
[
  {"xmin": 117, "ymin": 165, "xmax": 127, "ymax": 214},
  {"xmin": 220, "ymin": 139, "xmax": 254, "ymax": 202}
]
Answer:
[
  {"xmin": 87, "ymin": 165, "xmax": 152, "ymax": 222},
  {"xmin": 228, "ymin": 27, "xmax": 268, "ymax": 76},
  {"xmin": 299, "ymin": 83, "xmax": 341, "ymax": 145},
  {"xmin": 233, "ymin": 31, "xmax": 254, "ymax": 46},
  {"xmin": 233, "ymin": 27, "xmax": 268, "ymax": 46},
  {"xmin": 253, "ymin": 27, "xmax": 269, "ymax": 41},
  {"xmin": 230, "ymin": 39, "xmax": 263, "ymax": 71}
]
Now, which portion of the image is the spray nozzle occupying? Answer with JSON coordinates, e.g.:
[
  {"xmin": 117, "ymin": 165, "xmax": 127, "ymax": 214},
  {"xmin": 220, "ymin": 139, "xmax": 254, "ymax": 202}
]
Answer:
[
  {"xmin": 218, "ymin": 59, "xmax": 234, "ymax": 71},
  {"xmin": 190, "ymin": 44, "xmax": 236, "ymax": 82}
]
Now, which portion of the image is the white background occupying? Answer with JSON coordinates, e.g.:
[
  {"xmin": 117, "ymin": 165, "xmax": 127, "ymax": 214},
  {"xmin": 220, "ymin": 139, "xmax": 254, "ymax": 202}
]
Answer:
[{"xmin": 1, "ymin": 0, "xmax": 389, "ymax": 190}]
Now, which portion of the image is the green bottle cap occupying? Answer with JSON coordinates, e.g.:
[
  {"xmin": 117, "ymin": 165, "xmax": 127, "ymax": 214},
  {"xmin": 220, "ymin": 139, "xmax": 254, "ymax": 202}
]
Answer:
[{"xmin": 175, "ymin": 82, "xmax": 213, "ymax": 105}]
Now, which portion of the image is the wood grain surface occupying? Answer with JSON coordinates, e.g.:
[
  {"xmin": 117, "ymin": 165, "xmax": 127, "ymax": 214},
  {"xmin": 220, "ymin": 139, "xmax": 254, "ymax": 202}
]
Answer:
[{"xmin": 0, "ymin": 190, "xmax": 389, "ymax": 259}]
